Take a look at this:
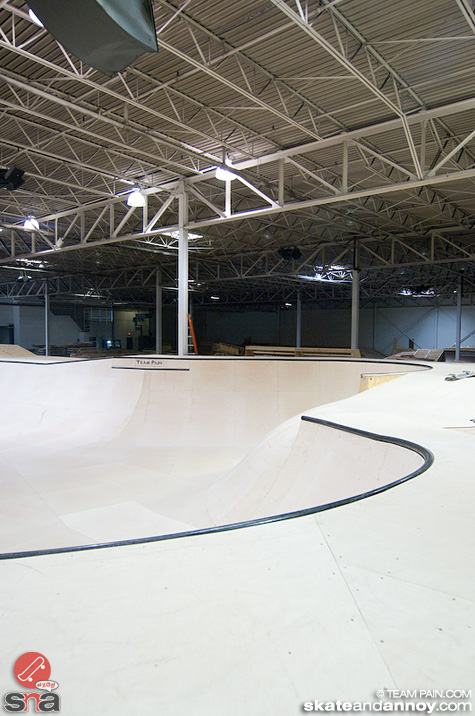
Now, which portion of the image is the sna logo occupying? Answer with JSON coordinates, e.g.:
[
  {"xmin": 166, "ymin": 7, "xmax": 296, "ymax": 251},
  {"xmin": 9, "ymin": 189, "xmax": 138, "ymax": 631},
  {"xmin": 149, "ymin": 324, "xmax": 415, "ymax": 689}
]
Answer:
[{"xmin": 3, "ymin": 652, "xmax": 60, "ymax": 712}]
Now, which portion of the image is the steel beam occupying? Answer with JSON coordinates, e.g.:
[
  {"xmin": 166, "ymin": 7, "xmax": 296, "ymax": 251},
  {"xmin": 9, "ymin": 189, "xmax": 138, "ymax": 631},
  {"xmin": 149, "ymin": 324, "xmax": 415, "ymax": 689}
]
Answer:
[
  {"xmin": 177, "ymin": 186, "xmax": 189, "ymax": 356},
  {"xmin": 455, "ymin": 274, "xmax": 463, "ymax": 360},
  {"xmin": 155, "ymin": 269, "xmax": 163, "ymax": 354},
  {"xmin": 44, "ymin": 279, "xmax": 50, "ymax": 356},
  {"xmin": 296, "ymin": 291, "xmax": 302, "ymax": 348}
]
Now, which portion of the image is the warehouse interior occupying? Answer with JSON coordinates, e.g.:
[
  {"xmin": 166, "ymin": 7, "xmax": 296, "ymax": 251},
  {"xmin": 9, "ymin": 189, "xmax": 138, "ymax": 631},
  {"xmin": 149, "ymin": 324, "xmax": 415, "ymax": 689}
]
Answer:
[
  {"xmin": 0, "ymin": 0, "xmax": 474, "ymax": 356},
  {"xmin": 0, "ymin": 3, "xmax": 474, "ymax": 714}
]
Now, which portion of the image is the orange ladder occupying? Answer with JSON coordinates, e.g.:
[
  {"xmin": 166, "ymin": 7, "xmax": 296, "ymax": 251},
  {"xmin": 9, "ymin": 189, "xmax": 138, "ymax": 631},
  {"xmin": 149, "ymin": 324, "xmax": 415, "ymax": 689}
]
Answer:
[{"xmin": 187, "ymin": 314, "xmax": 198, "ymax": 355}]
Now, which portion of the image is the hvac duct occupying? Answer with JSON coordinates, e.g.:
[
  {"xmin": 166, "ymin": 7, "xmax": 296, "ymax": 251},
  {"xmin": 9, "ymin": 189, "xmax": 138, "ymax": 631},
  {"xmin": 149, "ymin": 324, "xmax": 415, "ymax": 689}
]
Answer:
[{"xmin": 26, "ymin": 0, "xmax": 158, "ymax": 75}]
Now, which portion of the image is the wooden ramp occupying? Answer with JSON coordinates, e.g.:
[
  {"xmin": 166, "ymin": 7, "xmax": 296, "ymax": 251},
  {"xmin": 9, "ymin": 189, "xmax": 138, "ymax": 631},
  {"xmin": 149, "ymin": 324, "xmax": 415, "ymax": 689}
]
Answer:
[
  {"xmin": 245, "ymin": 345, "xmax": 361, "ymax": 358},
  {"xmin": 0, "ymin": 343, "xmax": 35, "ymax": 357},
  {"xmin": 0, "ymin": 356, "xmax": 473, "ymax": 715}
]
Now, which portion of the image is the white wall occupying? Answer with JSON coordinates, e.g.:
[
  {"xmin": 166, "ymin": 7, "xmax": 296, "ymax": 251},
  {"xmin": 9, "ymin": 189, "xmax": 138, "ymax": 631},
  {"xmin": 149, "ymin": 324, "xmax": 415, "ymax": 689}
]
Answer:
[
  {"xmin": 0, "ymin": 305, "xmax": 14, "ymax": 344},
  {"xmin": 4, "ymin": 305, "xmax": 81, "ymax": 349},
  {"xmin": 198, "ymin": 309, "xmax": 278, "ymax": 347},
  {"xmin": 196, "ymin": 303, "xmax": 475, "ymax": 355},
  {"xmin": 4, "ymin": 301, "xmax": 474, "ymax": 356},
  {"xmin": 373, "ymin": 305, "xmax": 475, "ymax": 354},
  {"xmin": 0, "ymin": 305, "xmax": 13, "ymax": 324},
  {"xmin": 114, "ymin": 310, "xmax": 140, "ymax": 351}
]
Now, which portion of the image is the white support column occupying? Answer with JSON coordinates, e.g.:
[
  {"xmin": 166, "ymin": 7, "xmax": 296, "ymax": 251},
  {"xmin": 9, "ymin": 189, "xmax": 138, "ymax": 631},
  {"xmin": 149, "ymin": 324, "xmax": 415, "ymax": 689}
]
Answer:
[
  {"xmin": 296, "ymin": 291, "xmax": 302, "ymax": 348},
  {"xmin": 373, "ymin": 303, "xmax": 377, "ymax": 350},
  {"xmin": 421, "ymin": 120, "xmax": 427, "ymax": 176},
  {"xmin": 455, "ymin": 274, "xmax": 463, "ymax": 361},
  {"xmin": 351, "ymin": 269, "xmax": 360, "ymax": 351},
  {"xmin": 142, "ymin": 194, "xmax": 149, "ymax": 234},
  {"xmin": 278, "ymin": 158, "xmax": 285, "ymax": 206},
  {"xmin": 110, "ymin": 305, "xmax": 115, "ymax": 343},
  {"xmin": 351, "ymin": 240, "xmax": 360, "ymax": 351},
  {"xmin": 155, "ymin": 268, "xmax": 162, "ymax": 354},
  {"xmin": 44, "ymin": 280, "xmax": 50, "ymax": 357},
  {"xmin": 342, "ymin": 141, "xmax": 348, "ymax": 192},
  {"xmin": 225, "ymin": 180, "xmax": 231, "ymax": 217},
  {"xmin": 177, "ymin": 185, "xmax": 189, "ymax": 357}
]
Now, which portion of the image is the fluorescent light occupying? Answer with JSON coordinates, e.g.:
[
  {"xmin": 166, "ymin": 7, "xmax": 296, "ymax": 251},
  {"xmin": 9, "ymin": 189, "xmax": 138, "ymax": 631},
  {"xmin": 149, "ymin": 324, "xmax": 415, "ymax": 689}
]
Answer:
[
  {"xmin": 28, "ymin": 8, "xmax": 44, "ymax": 26},
  {"xmin": 399, "ymin": 287, "xmax": 436, "ymax": 297},
  {"xmin": 73, "ymin": 292, "xmax": 106, "ymax": 299},
  {"xmin": 18, "ymin": 258, "xmax": 46, "ymax": 265},
  {"xmin": 161, "ymin": 230, "xmax": 203, "ymax": 240},
  {"xmin": 17, "ymin": 258, "xmax": 47, "ymax": 268},
  {"xmin": 23, "ymin": 218, "xmax": 39, "ymax": 231},
  {"xmin": 126, "ymin": 188, "xmax": 146, "ymax": 207},
  {"xmin": 215, "ymin": 166, "xmax": 237, "ymax": 181},
  {"xmin": 210, "ymin": 295, "xmax": 220, "ymax": 300},
  {"xmin": 298, "ymin": 264, "xmax": 353, "ymax": 284}
]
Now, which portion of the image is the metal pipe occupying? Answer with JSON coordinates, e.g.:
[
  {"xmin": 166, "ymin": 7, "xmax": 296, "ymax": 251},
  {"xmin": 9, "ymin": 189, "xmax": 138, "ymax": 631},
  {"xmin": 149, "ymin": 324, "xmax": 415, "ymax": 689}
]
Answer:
[
  {"xmin": 296, "ymin": 292, "xmax": 302, "ymax": 348},
  {"xmin": 177, "ymin": 186, "xmax": 189, "ymax": 356},
  {"xmin": 351, "ymin": 269, "xmax": 360, "ymax": 350},
  {"xmin": 351, "ymin": 239, "xmax": 360, "ymax": 351},
  {"xmin": 44, "ymin": 280, "xmax": 50, "ymax": 357},
  {"xmin": 455, "ymin": 274, "xmax": 463, "ymax": 361},
  {"xmin": 155, "ymin": 268, "xmax": 162, "ymax": 354}
]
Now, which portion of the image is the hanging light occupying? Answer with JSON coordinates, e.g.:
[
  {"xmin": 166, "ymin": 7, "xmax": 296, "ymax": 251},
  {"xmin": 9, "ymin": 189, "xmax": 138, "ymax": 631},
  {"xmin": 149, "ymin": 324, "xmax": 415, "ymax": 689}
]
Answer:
[
  {"xmin": 23, "ymin": 217, "xmax": 39, "ymax": 231},
  {"xmin": 215, "ymin": 166, "xmax": 237, "ymax": 182},
  {"xmin": 28, "ymin": 8, "xmax": 44, "ymax": 27},
  {"xmin": 127, "ymin": 188, "xmax": 146, "ymax": 207}
]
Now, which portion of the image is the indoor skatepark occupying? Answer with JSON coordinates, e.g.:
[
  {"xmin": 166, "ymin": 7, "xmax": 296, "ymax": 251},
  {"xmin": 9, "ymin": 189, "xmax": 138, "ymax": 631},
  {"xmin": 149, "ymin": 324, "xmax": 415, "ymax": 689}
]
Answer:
[
  {"xmin": 1, "ymin": 0, "xmax": 475, "ymax": 711},
  {"xmin": 0, "ymin": 354, "xmax": 473, "ymax": 714},
  {"xmin": 0, "ymin": 354, "xmax": 428, "ymax": 553}
]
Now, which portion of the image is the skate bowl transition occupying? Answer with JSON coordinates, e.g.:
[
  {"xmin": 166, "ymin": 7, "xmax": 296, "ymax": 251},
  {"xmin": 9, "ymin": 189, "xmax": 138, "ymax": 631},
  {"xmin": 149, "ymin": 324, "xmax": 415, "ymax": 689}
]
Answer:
[
  {"xmin": 0, "ymin": 354, "xmax": 474, "ymax": 715},
  {"xmin": 0, "ymin": 355, "xmax": 431, "ymax": 556}
]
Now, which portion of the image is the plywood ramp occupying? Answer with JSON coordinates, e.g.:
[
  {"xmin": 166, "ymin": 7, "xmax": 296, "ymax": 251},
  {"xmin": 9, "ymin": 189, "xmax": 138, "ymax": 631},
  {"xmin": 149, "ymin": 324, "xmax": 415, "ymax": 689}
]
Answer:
[
  {"xmin": 207, "ymin": 417, "xmax": 428, "ymax": 525},
  {"xmin": 0, "ymin": 356, "xmax": 421, "ymax": 553},
  {"xmin": 0, "ymin": 343, "xmax": 35, "ymax": 357},
  {"xmin": 0, "ymin": 356, "xmax": 473, "ymax": 715},
  {"xmin": 359, "ymin": 372, "xmax": 403, "ymax": 391}
]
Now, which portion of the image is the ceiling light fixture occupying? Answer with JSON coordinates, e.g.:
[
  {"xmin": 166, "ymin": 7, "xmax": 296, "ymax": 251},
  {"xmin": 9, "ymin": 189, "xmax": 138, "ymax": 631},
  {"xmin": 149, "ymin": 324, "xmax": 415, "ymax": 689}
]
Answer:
[
  {"xmin": 18, "ymin": 258, "xmax": 45, "ymax": 265},
  {"xmin": 298, "ymin": 265, "xmax": 353, "ymax": 284},
  {"xmin": 126, "ymin": 188, "xmax": 146, "ymax": 207},
  {"xmin": 399, "ymin": 286, "xmax": 436, "ymax": 297},
  {"xmin": 215, "ymin": 166, "xmax": 237, "ymax": 182},
  {"xmin": 161, "ymin": 230, "xmax": 203, "ymax": 240},
  {"xmin": 23, "ymin": 217, "xmax": 39, "ymax": 231},
  {"xmin": 28, "ymin": 8, "xmax": 44, "ymax": 26}
]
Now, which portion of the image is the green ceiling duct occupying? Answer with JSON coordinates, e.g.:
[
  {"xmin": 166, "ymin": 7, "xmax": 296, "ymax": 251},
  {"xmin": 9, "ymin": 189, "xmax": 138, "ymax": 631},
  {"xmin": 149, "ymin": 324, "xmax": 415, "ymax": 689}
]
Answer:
[{"xmin": 27, "ymin": 0, "xmax": 158, "ymax": 75}]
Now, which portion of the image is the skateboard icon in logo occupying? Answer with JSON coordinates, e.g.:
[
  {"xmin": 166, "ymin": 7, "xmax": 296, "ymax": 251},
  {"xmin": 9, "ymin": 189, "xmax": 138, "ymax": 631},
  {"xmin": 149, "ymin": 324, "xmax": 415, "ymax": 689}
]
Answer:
[
  {"xmin": 4, "ymin": 653, "xmax": 60, "ymax": 712},
  {"xmin": 14, "ymin": 653, "xmax": 51, "ymax": 686}
]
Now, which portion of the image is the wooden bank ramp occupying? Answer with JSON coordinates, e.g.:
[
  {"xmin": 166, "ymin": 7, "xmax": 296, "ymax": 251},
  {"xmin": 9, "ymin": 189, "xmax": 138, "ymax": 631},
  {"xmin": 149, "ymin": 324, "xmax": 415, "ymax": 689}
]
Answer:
[{"xmin": 0, "ymin": 356, "xmax": 473, "ymax": 716}]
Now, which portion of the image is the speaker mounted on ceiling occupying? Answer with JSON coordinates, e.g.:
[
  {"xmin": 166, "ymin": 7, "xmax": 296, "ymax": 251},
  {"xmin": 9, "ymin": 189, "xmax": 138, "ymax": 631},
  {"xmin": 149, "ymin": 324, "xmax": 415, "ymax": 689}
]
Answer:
[
  {"xmin": 27, "ymin": 0, "xmax": 158, "ymax": 76},
  {"xmin": 0, "ymin": 166, "xmax": 25, "ymax": 191}
]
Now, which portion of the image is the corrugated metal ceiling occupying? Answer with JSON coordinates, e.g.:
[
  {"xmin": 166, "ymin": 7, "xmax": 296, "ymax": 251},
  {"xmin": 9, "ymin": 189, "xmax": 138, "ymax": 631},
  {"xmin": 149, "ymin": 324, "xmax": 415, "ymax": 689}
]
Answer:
[{"xmin": 0, "ymin": 0, "xmax": 474, "ymax": 308}]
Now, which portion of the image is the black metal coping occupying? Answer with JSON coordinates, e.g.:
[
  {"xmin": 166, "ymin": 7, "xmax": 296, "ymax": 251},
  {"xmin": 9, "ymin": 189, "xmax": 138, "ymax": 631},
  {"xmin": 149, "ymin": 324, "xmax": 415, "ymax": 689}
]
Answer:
[
  {"xmin": 111, "ymin": 366, "xmax": 190, "ymax": 371},
  {"xmin": 0, "ymin": 416, "xmax": 434, "ymax": 561},
  {"xmin": 0, "ymin": 355, "xmax": 434, "ymax": 369}
]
